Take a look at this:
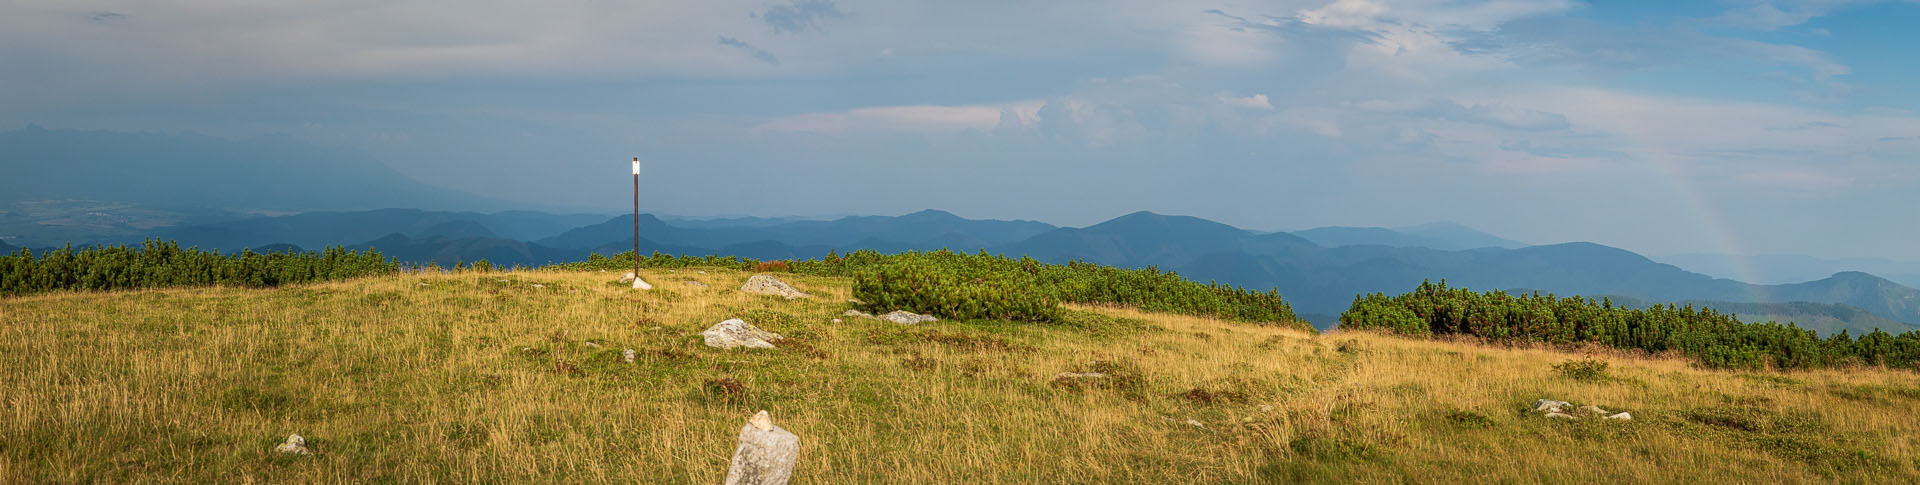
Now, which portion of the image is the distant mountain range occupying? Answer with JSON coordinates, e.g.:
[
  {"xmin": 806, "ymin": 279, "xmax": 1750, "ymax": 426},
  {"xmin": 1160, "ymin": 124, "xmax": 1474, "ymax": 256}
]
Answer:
[
  {"xmin": 149, "ymin": 209, "xmax": 609, "ymax": 252},
  {"xmin": 1595, "ymin": 295, "xmax": 1920, "ymax": 337},
  {"xmin": 10, "ymin": 197, "xmax": 1919, "ymax": 337},
  {"xmin": 88, "ymin": 208, "xmax": 1919, "ymax": 336},
  {"xmin": 1655, "ymin": 253, "xmax": 1920, "ymax": 290},
  {"xmin": 0, "ymin": 126, "xmax": 502, "ymax": 212},
  {"xmin": 0, "ymin": 127, "xmax": 528, "ymax": 247},
  {"xmin": 1293, "ymin": 222, "xmax": 1528, "ymax": 250}
]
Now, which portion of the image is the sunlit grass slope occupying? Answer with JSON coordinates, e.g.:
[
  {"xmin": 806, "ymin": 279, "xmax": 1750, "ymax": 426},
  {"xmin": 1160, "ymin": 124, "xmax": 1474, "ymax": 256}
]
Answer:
[{"xmin": 3, "ymin": 268, "xmax": 1918, "ymax": 483}]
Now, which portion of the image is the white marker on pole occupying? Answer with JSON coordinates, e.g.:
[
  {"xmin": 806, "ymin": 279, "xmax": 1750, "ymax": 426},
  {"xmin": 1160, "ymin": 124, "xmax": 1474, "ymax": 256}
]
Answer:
[{"xmin": 632, "ymin": 158, "xmax": 641, "ymax": 175}]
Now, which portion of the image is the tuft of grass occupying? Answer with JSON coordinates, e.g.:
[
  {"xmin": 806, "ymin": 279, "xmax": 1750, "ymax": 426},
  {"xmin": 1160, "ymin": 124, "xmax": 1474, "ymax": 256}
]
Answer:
[
  {"xmin": 1553, "ymin": 358, "xmax": 1611, "ymax": 382},
  {"xmin": 1445, "ymin": 410, "xmax": 1496, "ymax": 429}
]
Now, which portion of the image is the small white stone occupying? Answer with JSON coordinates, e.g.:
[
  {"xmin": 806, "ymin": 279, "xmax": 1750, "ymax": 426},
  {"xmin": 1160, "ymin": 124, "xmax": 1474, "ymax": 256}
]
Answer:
[
  {"xmin": 749, "ymin": 410, "xmax": 773, "ymax": 432},
  {"xmin": 621, "ymin": 349, "xmax": 637, "ymax": 363},
  {"xmin": 1185, "ymin": 419, "xmax": 1205, "ymax": 428},
  {"xmin": 583, "ymin": 341, "xmax": 602, "ymax": 349},
  {"xmin": 831, "ymin": 318, "xmax": 842, "ymax": 323},
  {"xmin": 1606, "ymin": 412, "xmax": 1633, "ymax": 421},
  {"xmin": 1545, "ymin": 412, "xmax": 1577, "ymax": 420},
  {"xmin": 274, "ymin": 434, "xmax": 311, "ymax": 455}
]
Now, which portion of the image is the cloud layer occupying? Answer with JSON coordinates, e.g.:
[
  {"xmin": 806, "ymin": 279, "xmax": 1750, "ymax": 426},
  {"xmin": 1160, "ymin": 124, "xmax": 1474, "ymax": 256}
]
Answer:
[{"xmin": 4, "ymin": 0, "xmax": 1919, "ymax": 258}]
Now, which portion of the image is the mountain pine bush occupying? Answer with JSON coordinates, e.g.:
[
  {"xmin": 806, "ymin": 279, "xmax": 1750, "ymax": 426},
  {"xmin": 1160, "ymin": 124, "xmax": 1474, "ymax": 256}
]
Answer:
[{"xmin": 1341, "ymin": 280, "xmax": 1920, "ymax": 371}]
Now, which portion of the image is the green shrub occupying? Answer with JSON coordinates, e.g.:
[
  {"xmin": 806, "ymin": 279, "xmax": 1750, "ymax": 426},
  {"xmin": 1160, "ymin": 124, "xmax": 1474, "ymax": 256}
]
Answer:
[
  {"xmin": 1339, "ymin": 280, "xmax": 1920, "ymax": 371},
  {"xmin": 1, "ymin": 239, "xmax": 396, "ymax": 297},
  {"xmin": 1552, "ymin": 359, "xmax": 1611, "ymax": 382}
]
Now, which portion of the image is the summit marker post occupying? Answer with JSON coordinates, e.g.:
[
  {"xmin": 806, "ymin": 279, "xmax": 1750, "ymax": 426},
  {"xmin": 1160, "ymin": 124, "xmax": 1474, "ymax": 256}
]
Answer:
[{"xmin": 632, "ymin": 157, "xmax": 640, "ymax": 280}]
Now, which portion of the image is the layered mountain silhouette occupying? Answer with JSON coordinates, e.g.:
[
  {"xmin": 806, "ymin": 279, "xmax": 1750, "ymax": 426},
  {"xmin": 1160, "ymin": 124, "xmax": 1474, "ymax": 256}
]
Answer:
[
  {"xmin": 1293, "ymin": 222, "xmax": 1528, "ymax": 250},
  {"xmin": 150, "ymin": 209, "xmax": 608, "ymax": 252},
  {"xmin": 41, "ymin": 206, "xmax": 1920, "ymax": 336},
  {"xmin": 0, "ymin": 126, "xmax": 503, "ymax": 211},
  {"xmin": 1656, "ymin": 252, "xmax": 1920, "ymax": 289}
]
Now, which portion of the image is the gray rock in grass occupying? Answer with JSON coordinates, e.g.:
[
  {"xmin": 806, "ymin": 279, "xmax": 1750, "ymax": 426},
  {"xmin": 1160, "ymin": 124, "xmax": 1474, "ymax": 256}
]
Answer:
[
  {"xmin": 725, "ymin": 411, "xmax": 800, "ymax": 485},
  {"xmin": 702, "ymin": 319, "xmax": 783, "ymax": 349}
]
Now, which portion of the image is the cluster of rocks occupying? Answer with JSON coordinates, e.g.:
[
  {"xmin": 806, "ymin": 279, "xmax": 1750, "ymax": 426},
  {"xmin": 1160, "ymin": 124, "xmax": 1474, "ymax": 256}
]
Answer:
[
  {"xmin": 1534, "ymin": 399, "xmax": 1632, "ymax": 421},
  {"xmin": 619, "ymin": 272, "xmax": 653, "ymax": 290},
  {"xmin": 741, "ymin": 275, "xmax": 808, "ymax": 299},
  {"xmin": 841, "ymin": 309, "xmax": 939, "ymax": 325}
]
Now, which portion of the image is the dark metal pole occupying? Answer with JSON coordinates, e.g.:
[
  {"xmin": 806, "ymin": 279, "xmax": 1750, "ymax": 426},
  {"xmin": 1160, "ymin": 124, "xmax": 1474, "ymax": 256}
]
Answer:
[{"xmin": 632, "ymin": 157, "xmax": 640, "ymax": 279}]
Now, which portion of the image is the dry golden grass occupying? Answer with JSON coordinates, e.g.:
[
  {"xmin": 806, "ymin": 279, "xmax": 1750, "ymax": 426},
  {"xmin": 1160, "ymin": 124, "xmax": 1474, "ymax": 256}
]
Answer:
[{"xmin": 2, "ymin": 268, "xmax": 1918, "ymax": 483}]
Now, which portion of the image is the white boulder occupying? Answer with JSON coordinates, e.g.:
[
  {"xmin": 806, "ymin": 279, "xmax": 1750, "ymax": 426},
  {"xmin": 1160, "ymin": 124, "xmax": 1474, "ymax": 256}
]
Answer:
[
  {"xmin": 702, "ymin": 319, "xmax": 783, "ymax": 349},
  {"xmin": 740, "ymin": 274, "xmax": 808, "ymax": 299},
  {"xmin": 879, "ymin": 310, "xmax": 938, "ymax": 325}
]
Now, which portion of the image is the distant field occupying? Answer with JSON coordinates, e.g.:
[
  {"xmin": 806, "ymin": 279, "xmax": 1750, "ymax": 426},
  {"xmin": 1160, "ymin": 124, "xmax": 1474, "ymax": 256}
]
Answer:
[{"xmin": 3, "ymin": 269, "xmax": 1918, "ymax": 483}]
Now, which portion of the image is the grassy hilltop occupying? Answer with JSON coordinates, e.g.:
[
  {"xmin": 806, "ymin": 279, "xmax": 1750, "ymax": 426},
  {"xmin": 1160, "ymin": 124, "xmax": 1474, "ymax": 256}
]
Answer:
[{"xmin": 4, "ymin": 268, "xmax": 1920, "ymax": 483}]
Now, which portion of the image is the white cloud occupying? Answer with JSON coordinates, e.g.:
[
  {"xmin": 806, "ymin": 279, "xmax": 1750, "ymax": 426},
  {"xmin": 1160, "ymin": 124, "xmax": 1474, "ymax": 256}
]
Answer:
[
  {"xmin": 754, "ymin": 102, "xmax": 1043, "ymax": 135},
  {"xmin": 1221, "ymin": 93, "xmax": 1274, "ymax": 110}
]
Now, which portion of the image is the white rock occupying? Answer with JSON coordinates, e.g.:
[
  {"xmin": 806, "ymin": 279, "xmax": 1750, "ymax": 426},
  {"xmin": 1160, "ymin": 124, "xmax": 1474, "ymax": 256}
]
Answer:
[
  {"xmin": 702, "ymin": 319, "xmax": 784, "ymax": 349},
  {"xmin": 1534, "ymin": 399, "xmax": 1572, "ymax": 412},
  {"xmin": 1259, "ymin": 404, "xmax": 1275, "ymax": 413},
  {"xmin": 1578, "ymin": 405, "xmax": 1608, "ymax": 415},
  {"xmin": 619, "ymin": 272, "xmax": 637, "ymax": 283},
  {"xmin": 831, "ymin": 318, "xmax": 842, "ymax": 323},
  {"xmin": 843, "ymin": 310, "xmax": 873, "ymax": 319},
  {"xmin": 531, "ymin": 284, "xmax": 546, "ymax": 288},
  {"xmin": 274, "ymin": 434, "xmax": 310, "ymax": 455},
  {"xmin": 725, "ymin": 411, "xmax": 800, "ymax": 485},
  {"xmin": 879, "ymin": 310, "xmax": 938, "ymax": 325},
  {"xmin": 621, "ymin": 349, "xmax": 637, "ymax": 363},
  {"xmin": 632, "ymin": 277, "xmax": 653, "ymax": 290},
  {"xmin": 1185, "ymin": 419, "xmax": 1206, "ymax": 428},
  {"xmin": 584, "ymin": 341, "xmax": 602, "ymax": 349},
  {"xmin": 1606, "ymin": 412, "xmax": 1632, "ymax": 421},
  {"xmin": 1545, "ymin": 412, "xmax": 1577, "ymax": 420},
  {"xmin": 740, "ymin": 275, "xmax": 808, "ymax": 299}
]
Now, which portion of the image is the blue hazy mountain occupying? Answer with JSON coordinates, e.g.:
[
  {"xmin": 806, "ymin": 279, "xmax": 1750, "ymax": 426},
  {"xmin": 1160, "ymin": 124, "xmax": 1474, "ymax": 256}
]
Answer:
[
  {"xmin": 993, "ymin": 211, "xmax": 1319, "ymax": 268},
  {"xmin": 152, "ymin": 209, "xmax": 609, "ymax": 252},
  {"xmin": 0, "ymin": 126, "xmax": 502, "ymax": 211},
  {"xmin": 1655, "ymin": 253, "xmax": 1920, "ymax": 289},
  {"xmin": 541, "ymin": 209, "xmax": 1055, "ymax": 254},
  {"xmin": 992, "ymin": 212, "xmax": 1920, "ymax": 331},
  {"xmin": 1594, "ymin": 295, "xmax": 1920, "ymax": 337},
  {"xmin": 1293, "ymin": 222, "xmax": 1527, "ymax": 250},
  {"xmin": 16, "ymin": 197, "xmax": 1919, "ymax": 334},
  {"xmin": 349, "ymin": 234, "xmax": 585, "ymax": 268}
]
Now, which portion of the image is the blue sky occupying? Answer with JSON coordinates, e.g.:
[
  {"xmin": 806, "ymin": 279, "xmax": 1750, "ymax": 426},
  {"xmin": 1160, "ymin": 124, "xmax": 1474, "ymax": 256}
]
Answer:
[{"xmin": 4, "ymin": 0, "xmax": 1918, "ymax": 259}]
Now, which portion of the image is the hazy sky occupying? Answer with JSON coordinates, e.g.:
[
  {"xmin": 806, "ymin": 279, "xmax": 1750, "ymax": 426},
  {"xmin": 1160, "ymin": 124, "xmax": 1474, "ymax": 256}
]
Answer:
[{"xmin": 5, "ymin": 1, "xmax": 1918, "ymax": 259}]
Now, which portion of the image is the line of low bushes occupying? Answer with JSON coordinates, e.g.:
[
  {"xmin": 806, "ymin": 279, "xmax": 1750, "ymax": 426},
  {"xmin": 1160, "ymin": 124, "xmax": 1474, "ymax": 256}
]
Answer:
[
  {"xmin": 1, "ymin": 239, "xmax": 397, "ymax": 297},
  {"xmin": 1340, "ymin": 280, "xmax": 1920, "ymax": 371}
]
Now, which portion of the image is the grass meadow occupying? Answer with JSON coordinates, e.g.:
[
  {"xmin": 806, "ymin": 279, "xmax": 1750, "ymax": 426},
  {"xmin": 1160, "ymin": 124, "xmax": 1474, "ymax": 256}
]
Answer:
[{"xmin": 3, "ymin": 268, "xmax": 1917, "ymax": 483}]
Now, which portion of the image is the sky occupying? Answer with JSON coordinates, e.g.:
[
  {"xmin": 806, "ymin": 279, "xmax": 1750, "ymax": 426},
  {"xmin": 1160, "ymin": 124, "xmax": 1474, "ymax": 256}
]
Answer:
[{"xmin": 3, "ymin": 0, "xmax": 1918, "ymax": 260}]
